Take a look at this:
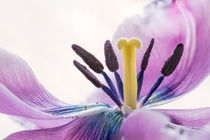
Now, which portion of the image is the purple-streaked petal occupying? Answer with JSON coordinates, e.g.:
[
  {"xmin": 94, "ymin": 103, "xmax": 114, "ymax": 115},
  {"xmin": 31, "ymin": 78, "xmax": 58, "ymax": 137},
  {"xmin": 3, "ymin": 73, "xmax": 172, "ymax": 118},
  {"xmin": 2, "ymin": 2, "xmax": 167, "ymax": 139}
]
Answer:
[
  {"xmin": 9, "ymin": 103, "xmax": 116, "ymax": 128},
  {"xmin": 120, "ymin": 109, "xmax": 189, "ymax": 140},
  {"xmin": 0, "ymin": 82, "xmax": 74, "ymax": 128},
  {"xmin": 0, "ymin": 82, "xmax": 61, "ymax": 119},
  {"xmin": 12, "ymin": 117, "xmax": 71, "ymax": 129},
  {"xmin": 113, "ymin": 0, "xmax": 210, "ymax": 106},
  {"xmin": 5, "ymin": 120, "xmax": 85, "ymax": 140},
  {"xmin": 43, "ymin": 104, "xmax": 116, "ymax": 118},
  {"xmin": 0, "ymin": 49, "xmax": 67, "ymax": 109},
  {"xmin": 159, "ymin": 107, "xmax": 210, "ymax": 127},
  {"xmin": 5, "ymin": 111, "xmax": 124, "ymax": 140}
]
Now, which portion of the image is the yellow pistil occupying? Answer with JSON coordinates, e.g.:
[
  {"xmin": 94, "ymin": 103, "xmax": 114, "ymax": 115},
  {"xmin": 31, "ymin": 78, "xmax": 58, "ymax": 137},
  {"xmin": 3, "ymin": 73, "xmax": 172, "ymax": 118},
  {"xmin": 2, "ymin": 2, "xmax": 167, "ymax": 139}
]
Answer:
[{"xmin": 117, "ymin": 38, "xmax": 141, "ymax": 109}]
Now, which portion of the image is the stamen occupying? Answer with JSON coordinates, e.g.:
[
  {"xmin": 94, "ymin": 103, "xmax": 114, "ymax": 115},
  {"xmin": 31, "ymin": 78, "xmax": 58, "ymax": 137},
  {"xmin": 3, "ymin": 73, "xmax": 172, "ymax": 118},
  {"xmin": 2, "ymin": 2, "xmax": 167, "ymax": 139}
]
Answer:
[
  {"xmin": 104, "ymin": 40, "xmax": 124, "ymax": 100},
  {"xmin": 73, "ymin": 60, "xmax": 102, "ymax": 88},
  {"xmin": 140, "ymin": 43, "xmax": 184, "ymax": 106},
  {"xmin": 114, "ymin": 71, "xmax": 124, "ymax": 101},
  {"xmin": 117, "ymin": 38, "xmax": 142, "ymax": 109},
  {"xmin": 72, "ymin": 43, "xmax": 123, "ymax": 106},
  {"xmin": 140, "ymin": 75, "xmax": 165, "ymax": 106},
  {"xmin": 161, "ymin": 43, "xmax": 184, "ymax": 76},
  {"xmin": 101, "ymin": 85, "xmax": 122, "ymax": 107},
  {"xmin": 72, "ymin": 44, "xmax": 104, "ymax": 73},
  {"xmin": 104, "ymin": 40, "xmax": 119, "ymax": 72},
  {"xmin": 74, "ymin": 60, "xmax": 122, "ymax": 107},
  {"xmin": 141, "ymin": 38, "xmax": 154, "ymax": 71},
  {"xmin": 101, "ymin": 71, "xmax": 120, "ymax": 102},
  {"xmin": 137, "ymin": 70, "xmax": 144, "ymax": 100},
  {"xmin": 137, "ymin": 38, "xmax": 155, "ymax": 99}
]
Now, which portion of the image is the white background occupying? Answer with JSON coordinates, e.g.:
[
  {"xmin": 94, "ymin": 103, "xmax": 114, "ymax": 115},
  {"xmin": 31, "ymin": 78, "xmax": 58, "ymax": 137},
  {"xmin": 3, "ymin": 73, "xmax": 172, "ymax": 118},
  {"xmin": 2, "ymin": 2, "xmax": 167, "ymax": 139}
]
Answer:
[{"xmin": 0, "ymin": 0, "xmax": 209, "ymax": 139}]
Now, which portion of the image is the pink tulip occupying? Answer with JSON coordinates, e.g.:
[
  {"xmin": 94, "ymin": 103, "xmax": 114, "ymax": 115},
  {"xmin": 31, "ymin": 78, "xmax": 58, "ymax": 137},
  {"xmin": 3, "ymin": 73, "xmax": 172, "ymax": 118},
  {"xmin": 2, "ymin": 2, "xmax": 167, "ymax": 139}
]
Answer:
[{"xmin": 1, "ymin": 0, "xmax": 210, "ymax": 139}]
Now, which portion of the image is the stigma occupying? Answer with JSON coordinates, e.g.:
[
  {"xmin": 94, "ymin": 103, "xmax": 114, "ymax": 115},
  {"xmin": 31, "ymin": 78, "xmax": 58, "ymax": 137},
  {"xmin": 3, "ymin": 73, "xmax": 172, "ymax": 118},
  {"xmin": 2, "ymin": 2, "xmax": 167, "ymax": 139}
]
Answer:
[{"xmin": 117, "ymin": 38, "xmax": 141, "ymax": 109}]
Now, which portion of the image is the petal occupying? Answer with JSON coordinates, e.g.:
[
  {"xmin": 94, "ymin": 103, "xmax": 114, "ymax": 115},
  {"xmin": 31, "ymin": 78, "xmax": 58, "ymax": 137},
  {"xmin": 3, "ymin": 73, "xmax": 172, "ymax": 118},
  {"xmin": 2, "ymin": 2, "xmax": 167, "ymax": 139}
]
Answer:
[
  {"xmin": 0, "ymin": 49, "xmax": 81, "ymax": 128},
  {"xmin": 113, "ymin": 0, "xmax": 210, "ymax": 105},
  {"xmin": 9, "ymin": 103, "xmax": 115, "ymax": 129},
  {"xmin": 120, "ymin": 109, "xmax": 192, "ymax": 140},
  {"xmin": 191, "ymin": 125, "xmax": 210, "ymax": 140},
  {"xmin": 5, "ymin": 111, "xmax": 124, "ymax": 140},
  {"xmin": 120, "ymin": 110, "xmax": 169, "ymax": 140},
  {"xmin": 44, "ymin": 104, "xmax": 115, "ymax": 118},
  {"xmin": 12, "ymin": 117, "xmax": 71, "ymax": 129},
  {"xmin": 0, "ymin": 49, "xmax": 67, "ymax": 109},
  {"xmin": 0, "ymin": 82, "xmax": 61, "ymax": 119},
  {"xmin": 5, "ymin": 121, "xmax": 84, "ymax": 140},
  {"xmin": 0, "ymin": 82, "xmax": 72, "ymax": 128},
  {"xmin": 160, "ymin": 107, "xmax": 210, "ymax": 127}
]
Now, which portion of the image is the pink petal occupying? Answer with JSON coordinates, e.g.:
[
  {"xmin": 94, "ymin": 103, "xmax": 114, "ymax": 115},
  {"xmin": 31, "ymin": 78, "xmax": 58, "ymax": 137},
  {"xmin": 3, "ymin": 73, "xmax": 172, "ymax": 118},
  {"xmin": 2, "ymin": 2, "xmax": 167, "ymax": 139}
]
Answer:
[
  {"xmin": 5, "ymin": 121, "xmax": 81, "ymax": 140},
  {"xmin": 121, "ymin": 109, "xmax": 203, "ymax": 140},
  {"xmin": 120, "ymin": 109, "xmax": 173, "ymax": 140},
  {"xmin": 0, "ymin": 49, "xmax": 72, "ymax": 127},
  {"xmin": 0, "ymin": 82, "xmax": 61, "ymax": 119},
  {"xmin": 112, "ymin": 0, "xmax": 210, "ymax": 105},
  {"xmin": 159, "ymin": 107, "xmax": 210, "ymax": 127},
  {"xmin": 5, "ymin": 111, "xmax": 124, "ymax": 140},
  {"xmin": 12, "ymin": 117, "xmax": 71, "ymax": 129},
  {"xmin": 191, "ymin": 125, "xmax": 210, "ymax": 140},
  {"xmin": 0, "ymin": 77, "xmax": 72, "ymax": 128},
  {"xmin": 0, "ymin": 49, "xmax": 67, "ymax": 109}
]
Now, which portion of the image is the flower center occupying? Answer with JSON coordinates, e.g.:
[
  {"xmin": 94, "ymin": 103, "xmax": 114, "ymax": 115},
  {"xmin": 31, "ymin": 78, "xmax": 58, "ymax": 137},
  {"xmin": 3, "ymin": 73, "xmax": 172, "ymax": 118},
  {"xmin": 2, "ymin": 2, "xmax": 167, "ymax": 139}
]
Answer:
[{"xmin": 72, "ymin": 38, "xmax": 183, "ymax": 114}]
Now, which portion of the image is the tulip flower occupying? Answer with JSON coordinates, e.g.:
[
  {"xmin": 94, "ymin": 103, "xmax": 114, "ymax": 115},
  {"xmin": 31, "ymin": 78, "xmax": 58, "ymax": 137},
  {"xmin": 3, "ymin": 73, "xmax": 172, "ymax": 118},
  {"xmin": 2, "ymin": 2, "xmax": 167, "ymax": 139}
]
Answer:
[{"xmin": 1, "ymin": 0, "xmax": 210, "ymax": 140}]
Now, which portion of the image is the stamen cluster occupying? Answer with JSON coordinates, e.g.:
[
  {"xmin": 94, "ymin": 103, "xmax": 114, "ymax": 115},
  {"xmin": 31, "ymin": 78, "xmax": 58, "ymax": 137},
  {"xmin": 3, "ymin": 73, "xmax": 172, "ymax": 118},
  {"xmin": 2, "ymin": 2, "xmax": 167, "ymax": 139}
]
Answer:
[{"xmin": 72, "ymin": 39, "xmax": 183, "ymax": 112}]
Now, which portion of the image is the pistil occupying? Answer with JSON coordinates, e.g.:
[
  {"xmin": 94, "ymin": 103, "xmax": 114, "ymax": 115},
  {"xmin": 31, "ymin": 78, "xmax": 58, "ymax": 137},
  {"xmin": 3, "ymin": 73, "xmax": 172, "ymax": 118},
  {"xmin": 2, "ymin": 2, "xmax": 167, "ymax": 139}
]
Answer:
[{"xmin": 117, "ymin": 39, "xmax": 141, "ymax": 109}]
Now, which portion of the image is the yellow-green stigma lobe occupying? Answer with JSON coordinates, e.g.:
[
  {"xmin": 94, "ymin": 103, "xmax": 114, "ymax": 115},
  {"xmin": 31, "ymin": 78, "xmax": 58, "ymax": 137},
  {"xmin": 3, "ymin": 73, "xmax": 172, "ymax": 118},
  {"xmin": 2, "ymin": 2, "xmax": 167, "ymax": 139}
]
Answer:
[{"xmin": 117, "ymin": 38, "xmax": 141, "ymax": 109}]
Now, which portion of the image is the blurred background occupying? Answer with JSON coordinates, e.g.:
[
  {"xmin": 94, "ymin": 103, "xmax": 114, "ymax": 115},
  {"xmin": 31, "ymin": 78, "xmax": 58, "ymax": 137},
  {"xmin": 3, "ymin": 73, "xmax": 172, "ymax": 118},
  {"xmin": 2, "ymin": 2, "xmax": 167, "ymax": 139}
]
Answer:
[{"xmin": 0, "ymin": 0, "xmax": 209, "ymax": 139}]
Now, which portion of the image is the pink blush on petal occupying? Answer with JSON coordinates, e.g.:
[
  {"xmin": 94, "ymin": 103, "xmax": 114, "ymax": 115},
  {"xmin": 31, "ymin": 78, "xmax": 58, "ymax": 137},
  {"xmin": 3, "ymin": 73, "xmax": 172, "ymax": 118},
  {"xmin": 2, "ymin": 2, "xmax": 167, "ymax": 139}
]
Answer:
[{"xmin": 120, "ymin": 110, "xmax": 170, "ymax": 140}]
